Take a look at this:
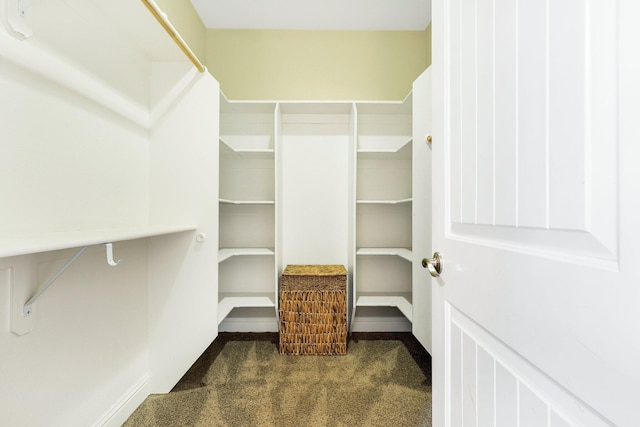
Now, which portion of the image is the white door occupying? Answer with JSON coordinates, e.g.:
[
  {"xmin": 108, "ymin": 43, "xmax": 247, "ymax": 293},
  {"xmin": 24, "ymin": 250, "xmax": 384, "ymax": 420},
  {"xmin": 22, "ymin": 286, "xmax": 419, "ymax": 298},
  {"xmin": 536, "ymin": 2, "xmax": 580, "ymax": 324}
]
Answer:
[
  {"xmin": 431, "ymin": 0, "xmax": 640, "ymax": 426},
  {"xmin": 413, "ymin": 67, "xmax": 433, "ymax": 353}
]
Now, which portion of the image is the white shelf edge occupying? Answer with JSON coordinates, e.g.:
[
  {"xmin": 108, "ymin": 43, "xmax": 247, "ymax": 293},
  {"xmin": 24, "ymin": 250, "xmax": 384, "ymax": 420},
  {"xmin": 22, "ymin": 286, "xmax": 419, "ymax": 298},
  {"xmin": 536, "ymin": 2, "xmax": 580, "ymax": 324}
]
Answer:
[
  {"xmin": 218, "ymin": 293, "xmax": 276, "ymax": 324},
  {"xmin": 356, "ymin": 293, "xmax": 413, "ymax": 322},
  {"xmin": 356, "ymin": 198, "xmax": 412, "ymax": 205},
  {"xmin": 219, "ymin": 198, "xmax": 275, "ymax": 205},
  {"xmin": 357, "ymin": 148, "xmax": 399, "ymax": 154},
  {"xmin": 218, "ymin": 248, "xmax": 275, "ymax": 263},
  {"xmin": 356, "ymin": 136, "xmax": 413, "ymax": 154},
  {"xmin": 0, "ymin": 225, "xmax": 197, "ymax": 259},
  {"xmin": 356, "ymin": 248, "xmax": 413, "ymax": 262},
  {"xmin": 219, "ymin": 137, "xmax": 274, "ymax": 154}
]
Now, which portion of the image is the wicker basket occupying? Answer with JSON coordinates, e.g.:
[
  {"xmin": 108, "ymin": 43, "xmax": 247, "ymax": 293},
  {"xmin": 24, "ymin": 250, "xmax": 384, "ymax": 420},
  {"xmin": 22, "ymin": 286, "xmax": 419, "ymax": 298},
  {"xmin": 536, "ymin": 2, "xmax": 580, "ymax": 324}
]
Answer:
[{"xmin": 279, "ymin": 265, "xmax": 348, "ymax": 355}]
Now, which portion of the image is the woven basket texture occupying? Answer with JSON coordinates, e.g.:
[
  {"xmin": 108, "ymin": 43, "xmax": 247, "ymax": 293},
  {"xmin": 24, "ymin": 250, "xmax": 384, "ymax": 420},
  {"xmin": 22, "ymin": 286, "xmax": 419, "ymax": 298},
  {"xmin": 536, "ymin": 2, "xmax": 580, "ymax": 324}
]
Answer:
[{"xmin": 279, "ymin": 265, "xmax": 347, "ymax": 355}]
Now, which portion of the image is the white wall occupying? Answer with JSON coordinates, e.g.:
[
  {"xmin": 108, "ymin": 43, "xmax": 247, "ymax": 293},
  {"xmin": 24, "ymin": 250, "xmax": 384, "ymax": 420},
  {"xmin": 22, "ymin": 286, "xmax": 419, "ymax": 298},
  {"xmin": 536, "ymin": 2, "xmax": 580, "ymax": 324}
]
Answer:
[
  {"xmin": 0, "ymin": 12, "xmax": 153, "ymax": 420},
  {"xmin": 0, "ymin": 244, "xmax": 149, "ymax": 427},
  {"xmin": 0, "ymin": 44, "xmax": 149, "ymax": 237},
  {"xmin": 0, "ymin": 0, "xmax": 217, "ymax": 425},
  {"xmin": 281, "ymin": 134, "xmax": 351, "ymax": 266}
]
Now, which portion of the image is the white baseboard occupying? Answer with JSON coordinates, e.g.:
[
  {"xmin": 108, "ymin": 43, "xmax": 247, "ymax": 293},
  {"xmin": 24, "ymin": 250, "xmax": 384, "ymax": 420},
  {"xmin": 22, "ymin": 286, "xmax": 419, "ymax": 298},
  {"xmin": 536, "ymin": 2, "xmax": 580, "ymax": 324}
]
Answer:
[{"xmin": 94, "ymin": 374, "xmax": 150, "ymax": 427}]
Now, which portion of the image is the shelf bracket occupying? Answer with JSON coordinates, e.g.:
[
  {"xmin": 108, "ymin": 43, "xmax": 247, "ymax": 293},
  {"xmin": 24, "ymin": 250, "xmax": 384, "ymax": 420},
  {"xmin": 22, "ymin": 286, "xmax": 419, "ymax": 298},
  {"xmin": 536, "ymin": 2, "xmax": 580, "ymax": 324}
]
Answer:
[
  {"xmin": 23, "ymin": 246, "xmax": 88, "ymax": 317},
  {"xmin": 22, "ymin": 243, "xmax": 123, "ymax": 317}
]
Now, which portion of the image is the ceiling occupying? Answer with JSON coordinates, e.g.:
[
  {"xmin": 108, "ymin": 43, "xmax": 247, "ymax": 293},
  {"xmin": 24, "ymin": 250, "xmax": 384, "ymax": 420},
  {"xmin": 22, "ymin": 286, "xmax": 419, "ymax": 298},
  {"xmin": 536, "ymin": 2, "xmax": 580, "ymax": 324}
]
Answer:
[{"xmin": 190, "ymin": 0, "xmax": 432, "ymax": 31}]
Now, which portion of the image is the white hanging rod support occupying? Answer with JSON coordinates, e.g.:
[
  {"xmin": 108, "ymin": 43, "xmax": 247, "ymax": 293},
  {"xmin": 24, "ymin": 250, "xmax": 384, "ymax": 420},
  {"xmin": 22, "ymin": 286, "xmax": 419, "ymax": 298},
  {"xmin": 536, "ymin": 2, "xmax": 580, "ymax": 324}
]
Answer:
[
  {"xmin": 104, "ymin": 243, "xmax": 123, "ymax": 266},
  {"xmin": 140, "ymin": 0, "xmax": 206, "ymax": 73},
  {"xmin": 22, "ymin": 243, "xmax": 124, "ymax": 317}
]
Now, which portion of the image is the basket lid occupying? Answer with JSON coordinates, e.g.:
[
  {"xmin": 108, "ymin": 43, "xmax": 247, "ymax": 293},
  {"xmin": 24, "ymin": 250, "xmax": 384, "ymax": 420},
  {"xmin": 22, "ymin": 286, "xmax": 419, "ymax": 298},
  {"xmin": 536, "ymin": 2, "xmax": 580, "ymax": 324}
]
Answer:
[{"xmin": 282, "ymin": 264, "xmax": 347, "ymax": 276}]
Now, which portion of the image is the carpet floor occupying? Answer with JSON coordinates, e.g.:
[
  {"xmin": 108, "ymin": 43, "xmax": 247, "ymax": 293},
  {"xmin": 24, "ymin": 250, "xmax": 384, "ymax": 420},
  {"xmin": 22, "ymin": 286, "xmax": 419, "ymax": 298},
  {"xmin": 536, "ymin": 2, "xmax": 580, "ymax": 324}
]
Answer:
[{"xmin": 124, "ymin": 333, "xmax": 432, "ymax": 426}]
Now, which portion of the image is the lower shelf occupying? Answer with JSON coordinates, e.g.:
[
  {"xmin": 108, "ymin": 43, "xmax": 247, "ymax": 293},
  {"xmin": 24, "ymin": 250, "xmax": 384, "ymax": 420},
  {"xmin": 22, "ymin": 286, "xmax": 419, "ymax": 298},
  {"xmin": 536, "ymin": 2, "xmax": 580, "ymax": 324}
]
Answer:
[
  {"xmin": 218, "ymin": 292, "xmax": 276, "ymax": 325},
  {"xmin": 356, "ymin": 293, "xmax": 412, "ymax": 322}
]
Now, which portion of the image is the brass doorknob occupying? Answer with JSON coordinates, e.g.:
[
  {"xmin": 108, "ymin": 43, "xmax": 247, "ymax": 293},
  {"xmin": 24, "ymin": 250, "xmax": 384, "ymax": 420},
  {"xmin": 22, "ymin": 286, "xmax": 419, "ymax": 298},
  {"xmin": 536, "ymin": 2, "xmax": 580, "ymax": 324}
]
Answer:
[
  {"xmin": 422, "ymin": 252, "xmax": 442, "ymax": 277},
  {"xmin": 426, "ymin": 135, "xmax": 433, "ymax": 143}
]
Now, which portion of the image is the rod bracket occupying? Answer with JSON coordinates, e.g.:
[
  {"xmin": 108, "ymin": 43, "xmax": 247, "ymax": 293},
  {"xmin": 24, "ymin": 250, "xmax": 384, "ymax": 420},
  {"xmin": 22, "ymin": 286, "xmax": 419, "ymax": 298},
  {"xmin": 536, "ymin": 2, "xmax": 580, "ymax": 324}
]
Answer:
[{"xmin": 104, "ymin": 243, "xmax": 123, "ymax": 266}]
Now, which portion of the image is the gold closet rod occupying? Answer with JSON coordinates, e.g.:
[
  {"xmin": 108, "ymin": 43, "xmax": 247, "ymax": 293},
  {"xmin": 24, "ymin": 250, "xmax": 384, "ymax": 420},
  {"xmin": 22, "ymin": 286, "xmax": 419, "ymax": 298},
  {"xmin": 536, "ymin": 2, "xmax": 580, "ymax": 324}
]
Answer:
[{"xmin": 140, "ymin": 0, "xmax": 206, "ymax": 73}]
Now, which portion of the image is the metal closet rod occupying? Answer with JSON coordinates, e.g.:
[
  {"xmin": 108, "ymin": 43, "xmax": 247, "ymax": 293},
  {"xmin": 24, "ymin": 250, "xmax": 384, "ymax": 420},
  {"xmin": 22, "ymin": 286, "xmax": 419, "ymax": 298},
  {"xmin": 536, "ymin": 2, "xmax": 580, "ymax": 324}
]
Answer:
[{"xmin": 140, "ymin": 0, "xmax": 206, "ymax": 73}]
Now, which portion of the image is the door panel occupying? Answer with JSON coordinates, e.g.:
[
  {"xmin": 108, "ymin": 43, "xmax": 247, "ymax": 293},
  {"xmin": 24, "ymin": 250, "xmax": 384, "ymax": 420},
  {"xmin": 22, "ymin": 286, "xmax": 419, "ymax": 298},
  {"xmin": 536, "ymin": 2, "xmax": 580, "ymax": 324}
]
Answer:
[
  {"xmin": 432, "ymin": 0, "xmax": 640, "ymax": 425},
  {"xmin": 446, "ymin": 304, "xmax": 611, "ymax": 427}
]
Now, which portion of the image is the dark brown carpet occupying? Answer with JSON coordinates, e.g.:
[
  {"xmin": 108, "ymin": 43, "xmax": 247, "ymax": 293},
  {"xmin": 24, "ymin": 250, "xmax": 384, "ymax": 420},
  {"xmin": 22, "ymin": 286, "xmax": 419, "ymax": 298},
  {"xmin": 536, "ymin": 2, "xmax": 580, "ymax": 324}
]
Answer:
[{"xmin": 124, "ymin": 333, "xmax": 432, "ymax": 426}]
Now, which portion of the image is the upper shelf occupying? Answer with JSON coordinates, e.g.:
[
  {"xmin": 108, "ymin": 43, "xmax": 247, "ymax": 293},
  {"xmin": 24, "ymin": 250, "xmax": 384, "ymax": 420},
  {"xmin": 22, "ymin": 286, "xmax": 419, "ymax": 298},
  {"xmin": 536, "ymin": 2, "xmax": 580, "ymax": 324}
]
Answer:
[
  {"xmin": 219, "ymin": 137, "xmax": 274, "ymax": 158},
  {"xmin": 218, "ymin": 248, "xmax": 275, "ymax": 263},
  {"xmin": 0, "ymin": 225, "xmax": 197, "ymax": 259},
  {"xmin": 220, "ymin": 199, "xmax": 275, "ymax": 205},
  {"xmin": 357, "ymin": 137, "xmax": 412, "ymax": 160},
  {"xmin": 357, "ymin": 198, "xmax": 412, "ymax": 205}
]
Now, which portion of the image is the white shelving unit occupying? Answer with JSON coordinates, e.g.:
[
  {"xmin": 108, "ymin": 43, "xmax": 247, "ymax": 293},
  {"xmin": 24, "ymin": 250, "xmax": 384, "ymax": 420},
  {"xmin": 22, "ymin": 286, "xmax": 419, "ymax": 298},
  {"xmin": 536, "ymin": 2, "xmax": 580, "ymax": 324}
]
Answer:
[
  {"xmin": 217, "ymin": 94, "xmax": 427, "ymax": 334},
  {"xmin": 218, "ymin": 96, "xmax": 278, "ymax": 324},
  {"xmin": 355, "ymin": 97, "xmax": 414, "ymax": 322}
]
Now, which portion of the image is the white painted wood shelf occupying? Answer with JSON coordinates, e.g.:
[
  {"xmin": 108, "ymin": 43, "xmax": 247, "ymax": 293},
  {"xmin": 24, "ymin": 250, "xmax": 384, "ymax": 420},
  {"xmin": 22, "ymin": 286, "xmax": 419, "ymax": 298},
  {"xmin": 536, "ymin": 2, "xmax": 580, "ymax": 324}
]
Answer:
[
  {"xmin": 356, "ymin": 198, "xmax": 412, "ymax": 205},
  {"xmin": 218, "ymin": 292, "xmax": 276, "ymax": 325},
  {"xmin": 219, "ymin": 137, "xmax": 274, "ymax": 158},
  {"xmin": 356, "ymin": 247, "xmax": 413, "ymax": 262},
  {"xmin": 219, "ymin": 199, "xmax": 275, "ymax": 205},
  {"xmin": 218, "ymin": 248, "xmax": 275, "ymax": 263},
  {"xmin": 356, "ymin": 293, "xmax": 413, "ymax": 322},
  {"xmin": 357, "ymin": 136, "xmax": 412, "ymax": 152},
  {"xmin": 0, "ymin": 225, "xmax": 197, "ymax": 258}
]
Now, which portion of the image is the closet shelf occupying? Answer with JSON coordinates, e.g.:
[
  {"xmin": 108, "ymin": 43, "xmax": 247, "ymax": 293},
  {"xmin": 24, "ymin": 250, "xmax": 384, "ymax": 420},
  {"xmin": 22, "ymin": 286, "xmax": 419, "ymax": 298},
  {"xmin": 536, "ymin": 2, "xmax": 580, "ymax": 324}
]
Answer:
[
  {"xmin": 0, "ymin": 225, "xmax": 197, "ymax": 258},
  {"xmin": 219, "ymin": 198, "xmax": 275, "ymax": 205},
  {"xmin": 218, "ymin": 248, "xmax": 275, "ymax": 263},
  {"xmin": 356, "ymin": 248, "xmax": 413, "ymax": 262},
  {"xmin": 218, "ymin": 292, "xmax": 276, "ymax": 325},
  {"xmin": 219, "ymin": 137, "xmax": 274, "ymax": 158},
  {"xmin": 356, "ymin": 293, "xmax": 413, "ymax": 322},
  {"xmin": 357, "ymin": 136, "xmax": 412, "ymax": 155},
  {"xmin": 357, "ymin": 198, "xmax": 412, "ymax": 205}
]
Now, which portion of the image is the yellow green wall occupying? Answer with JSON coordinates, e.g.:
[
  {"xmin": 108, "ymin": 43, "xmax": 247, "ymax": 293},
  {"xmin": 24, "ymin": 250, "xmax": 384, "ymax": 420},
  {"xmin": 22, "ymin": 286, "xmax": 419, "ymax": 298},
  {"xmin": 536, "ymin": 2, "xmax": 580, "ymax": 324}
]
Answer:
[
  {"xmin": 154, "ymin": 0, "xmax": 207, "ymax": 61},
  {"xmin": 205, "ymin": 29, "xmax": 429, "ymax": 101},
  {"xmin": 153, "ymin": 1, "xmax": 431, "ymax": 101},
  {"xmin": 425, "ymin": 23, "xmax": 432, "ymax": 68}
]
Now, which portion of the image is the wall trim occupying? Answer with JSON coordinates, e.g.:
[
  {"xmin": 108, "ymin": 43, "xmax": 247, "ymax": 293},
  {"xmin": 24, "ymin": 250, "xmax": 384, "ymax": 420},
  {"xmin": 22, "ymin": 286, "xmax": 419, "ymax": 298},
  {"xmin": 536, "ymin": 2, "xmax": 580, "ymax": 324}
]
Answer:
[{"xmin": 94, "ymin": 374, "xmax": 150, "ymax": 427}]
